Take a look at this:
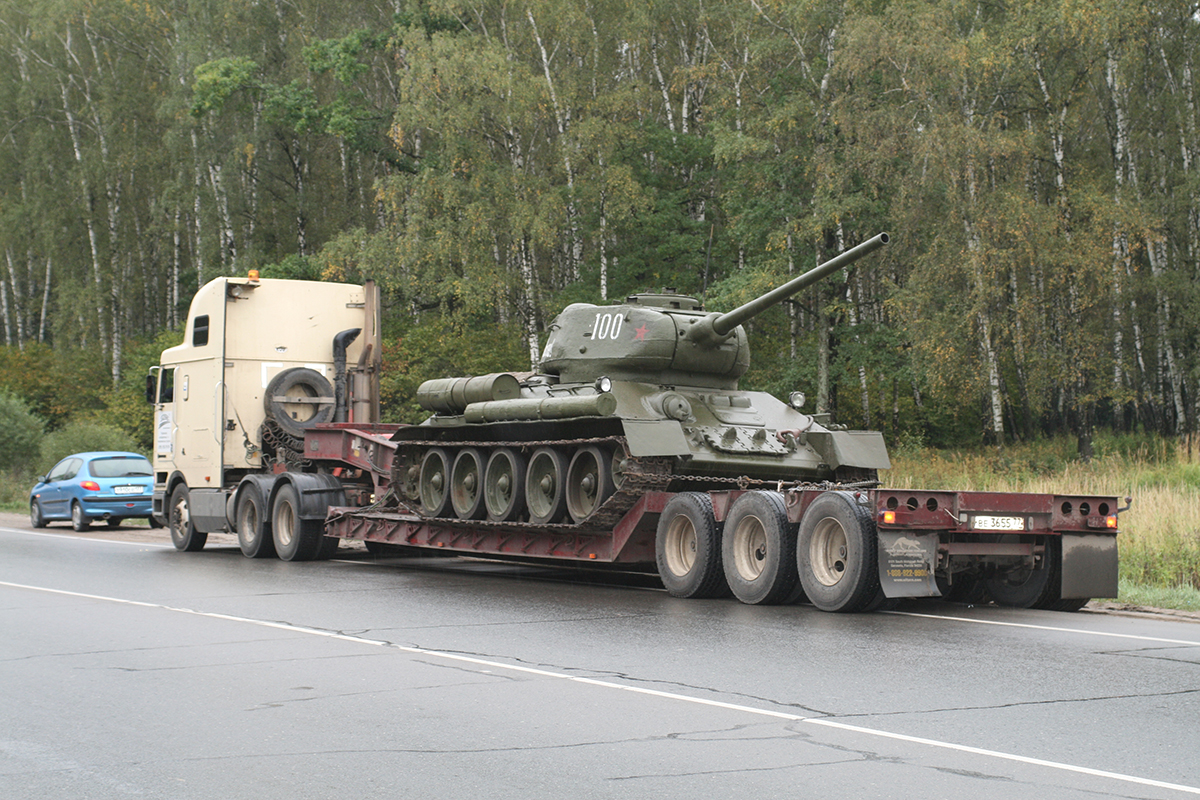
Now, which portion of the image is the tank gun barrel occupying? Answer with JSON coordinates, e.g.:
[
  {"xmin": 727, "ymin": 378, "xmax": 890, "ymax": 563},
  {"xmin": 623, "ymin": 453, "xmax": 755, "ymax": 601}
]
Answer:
[{"xmin": 690, "ymin": 232, "xmax": 889, "ymax": 345}]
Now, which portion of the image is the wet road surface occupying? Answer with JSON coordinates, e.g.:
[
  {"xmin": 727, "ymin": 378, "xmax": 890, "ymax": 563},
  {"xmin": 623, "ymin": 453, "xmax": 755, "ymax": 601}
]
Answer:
[{"xmin": 2, "ymin": 518, "xmax": 1198, "ymax": 799}]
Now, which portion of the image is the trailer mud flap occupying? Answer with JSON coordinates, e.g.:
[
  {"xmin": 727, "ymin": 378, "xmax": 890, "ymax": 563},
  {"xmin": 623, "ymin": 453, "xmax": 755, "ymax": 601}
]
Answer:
[
  {"xmin": 878, "ymin": 532, "xmax": 940, "ymax": 598},
  {"xmin": 1060, "ymin": 534, "xmax": 1118, "ymax": 600}
]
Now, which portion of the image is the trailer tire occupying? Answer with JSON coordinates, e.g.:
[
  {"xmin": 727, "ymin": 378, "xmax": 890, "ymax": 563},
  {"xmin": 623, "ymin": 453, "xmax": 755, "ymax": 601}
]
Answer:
[
  {"xmin": 272, "ymin": 483, "xmax": 326, "ymax": 562},
  {"xmin": 236, "ymin": 483, "xmax": 275, "ymax": 559},
  {"xmin": 983, "ymin": 536, "xmax": 1059, "ymax": 609},
  {"xmin": 656, "ymin": 492, "xmax": 729, "ymax": 599},
  {"xmin": 264, "ymin": 368, "xmax": 334, "ymax": 438},
  {"xmin": 797, "ymin": 491, "xmax": 881, "ymax": 612},
  {"xmin": 722, "ymin": 491, "xmax": 799, "ymax": 605},
  {"xmin": 169, "ymin": 484, "xmax": 207, "ymax": 552}
]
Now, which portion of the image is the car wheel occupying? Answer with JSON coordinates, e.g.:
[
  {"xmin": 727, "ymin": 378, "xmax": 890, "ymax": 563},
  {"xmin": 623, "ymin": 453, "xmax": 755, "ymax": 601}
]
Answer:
[
  {"xmin": 30, "ymin": 500, "xmax": 47, "ymax": 529},
  {"xmin": 71, "ymin": 501, "xmax": 91, "ymax": 532}
]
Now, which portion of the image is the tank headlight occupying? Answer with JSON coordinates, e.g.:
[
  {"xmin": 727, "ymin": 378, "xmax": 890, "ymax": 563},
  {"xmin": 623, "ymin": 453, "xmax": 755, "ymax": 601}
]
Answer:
[
  {"xmin": 789, "ymin": 391, "xmax": 806, "ymax": 410},
  {"xmin": 595, "ymin": 376, "xmax": 613, "ymax": 393}
]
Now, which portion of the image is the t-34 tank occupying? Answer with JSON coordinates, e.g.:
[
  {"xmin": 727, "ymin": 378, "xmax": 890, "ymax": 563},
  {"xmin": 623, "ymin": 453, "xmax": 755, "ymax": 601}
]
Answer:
[{"xmin": 391, "ymin": 233, "xmax": 890, "ymax": 529}]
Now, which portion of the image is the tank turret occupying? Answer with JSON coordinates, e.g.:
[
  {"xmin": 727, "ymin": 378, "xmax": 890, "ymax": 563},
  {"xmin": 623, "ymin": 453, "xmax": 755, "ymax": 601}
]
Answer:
[{"xmin": 392, "ymin": 233, "xmax": 891, "ymax": 528}]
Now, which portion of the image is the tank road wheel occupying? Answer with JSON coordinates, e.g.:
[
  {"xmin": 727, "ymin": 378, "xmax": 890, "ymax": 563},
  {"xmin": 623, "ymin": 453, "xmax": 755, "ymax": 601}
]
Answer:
[
  {"xmin": 168, "ymin": 484, "xmax": 207, "ymax": 552},
  {"xmin": 450, "ymin": 448, "xmax": 487, "ymax": 520},
  {"xmin": 797, "ymin": 491, "xmax": 881, "ymax": 612},
  {"xmin": 656, "ymin": 492, "xmax": 728, "ymax": 599},
  {"xmin": 526, "ymin": 448, "xmax": 569, "ymax": 525},
  {"xmin": 984, "ymin": 536, "xmax": 1066, "ymax": 610},
  {"xmin": 484, "ymin": 448, "xmax": 526, "ymax": 522},
  {"xmin": 272, "ymin": 483, "xmax": 325, "ymax": 562},
  {"xmin": 236, "ymin": 484, "xmax": 275, "ymax": 559},
  {"xmin": 565, "ymin": 446, "xmax": 616, "ymax": 523},
  {"xmin": 722, "ymin": 491, "xmax": 800, "ymax": 605},
  {"xmin": 418, "ymin": 448, "xmax": 453, "ymax": 518}
]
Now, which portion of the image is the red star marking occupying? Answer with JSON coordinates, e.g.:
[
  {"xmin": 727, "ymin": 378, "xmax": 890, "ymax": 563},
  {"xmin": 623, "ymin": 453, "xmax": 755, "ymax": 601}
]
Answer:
[{"xmin": 634, "ymin": 324, "xmax": 648, "ymax": 341}]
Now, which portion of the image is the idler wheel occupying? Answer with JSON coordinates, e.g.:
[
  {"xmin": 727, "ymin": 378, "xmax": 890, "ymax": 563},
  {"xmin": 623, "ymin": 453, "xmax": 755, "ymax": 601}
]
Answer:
[
  {"xmin": 525, "ymin": 447, "xmax": 569, "ymax": 525},
  {"xmin": 450, "ymin": 448, "xmax": 487, "ymax": 520},
  {"xmin": 418, "ymin": 448, "xmax": 453, "ymax": 517},
  {"xmin": 484, "ymin": 448, "xmax": 526, "ymax": 521},
  {"xmin": 565, "ymin": 445, "xmax": 615, "ymax": 523}
]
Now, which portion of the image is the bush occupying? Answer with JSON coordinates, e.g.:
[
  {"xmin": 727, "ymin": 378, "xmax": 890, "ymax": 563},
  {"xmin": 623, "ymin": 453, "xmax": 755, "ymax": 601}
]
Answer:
[
  {"xmin": 0, "ymin": 391, "xmax": 44, "ymax": 471},
  {"xmin": 37, "ymin": 420, "xmax": 142, "ymax": 471}
]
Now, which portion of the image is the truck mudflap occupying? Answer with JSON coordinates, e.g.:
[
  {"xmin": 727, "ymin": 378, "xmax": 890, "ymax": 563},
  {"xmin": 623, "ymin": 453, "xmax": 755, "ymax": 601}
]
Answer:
[
  {"xmin": 1061, "ymin": 534, "xmax": 1119, "ymax": 599},
  {"xmin": 878, "ymin": 531, "xmax": 940, "ymax": 598}
]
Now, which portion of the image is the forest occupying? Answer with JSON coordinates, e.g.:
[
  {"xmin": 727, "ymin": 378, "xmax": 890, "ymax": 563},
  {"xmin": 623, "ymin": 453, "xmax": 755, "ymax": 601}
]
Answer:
[{"xmin": 1, "ymin": 0, "xmax": 1199, "ymax": 451}]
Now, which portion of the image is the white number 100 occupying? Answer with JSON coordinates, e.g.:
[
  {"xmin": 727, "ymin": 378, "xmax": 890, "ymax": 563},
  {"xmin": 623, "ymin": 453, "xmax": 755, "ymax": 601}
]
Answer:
[{"xmin": 593, "ymin": 313, "xmax": 624, "ymax": 340}]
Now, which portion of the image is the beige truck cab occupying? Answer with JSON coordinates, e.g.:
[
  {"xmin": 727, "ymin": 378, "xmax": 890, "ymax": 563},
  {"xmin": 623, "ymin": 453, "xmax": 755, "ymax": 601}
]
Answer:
[{"xmin": 148, "ymin": 274, "xmax": 379, "ymax": 536}]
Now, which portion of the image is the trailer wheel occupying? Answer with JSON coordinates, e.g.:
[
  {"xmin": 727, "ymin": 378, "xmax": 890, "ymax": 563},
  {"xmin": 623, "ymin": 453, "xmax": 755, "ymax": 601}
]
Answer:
[
  {"xmin": 168, "ymin": 484, "xmax": 207, "ymax": 552},
  {"xmin": 656, "ymin": 492, "xmax": 729, "ymax": 599},
  {"xmin": 272, "ymin": 483, "xmax": 325, "ymax": 561},
  {"xmin": 236, "ymin": 484, "xmax": 275, "ymax": 559},
  {"xmin": 984, "ymin": 537, "xmax": 1060, "ymax": 609},
  {"xmin": 264, "ymin": 368, "xmax": 334, "ymax": 438},
  {"xmin": 797, "ymin": 491, "xmax": 880, "ymax": 612},
  {"xmin": 484, "ymin": 448, "xmax": 526, "ymax": 522},
  {"xmin": 721, "ymin": 491, "xmax": 799, "ymax": 605}
]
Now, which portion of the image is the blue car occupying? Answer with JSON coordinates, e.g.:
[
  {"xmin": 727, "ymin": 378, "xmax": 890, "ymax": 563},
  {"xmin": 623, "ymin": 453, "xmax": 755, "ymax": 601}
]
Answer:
[{"xmin": 29, "ymin": 451, "xmax": 160, "ymax": 531}]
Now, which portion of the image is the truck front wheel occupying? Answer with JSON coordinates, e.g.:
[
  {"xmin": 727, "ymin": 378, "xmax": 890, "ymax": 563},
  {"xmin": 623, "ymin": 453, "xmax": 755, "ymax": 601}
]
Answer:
[
  {"xmin": 797, "ymin": 491, "xmax": 881, "ymax": 612},
  {"xmin": 169, "ymin": 484, "xmax": 207, "ymax": 552}
]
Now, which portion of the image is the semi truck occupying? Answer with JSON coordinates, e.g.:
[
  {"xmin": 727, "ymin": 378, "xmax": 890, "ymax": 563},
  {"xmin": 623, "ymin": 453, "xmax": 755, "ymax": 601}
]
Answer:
[{"xmin": 148, "ymin": 248, "xmax": 1122, "ymax": 612}]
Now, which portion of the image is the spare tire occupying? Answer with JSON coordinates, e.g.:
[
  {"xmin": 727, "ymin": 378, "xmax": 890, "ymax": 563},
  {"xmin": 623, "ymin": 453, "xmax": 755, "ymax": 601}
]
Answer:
[{"xmin": 264, "ymin": 367, "xmax": 335, "ymax": 437}]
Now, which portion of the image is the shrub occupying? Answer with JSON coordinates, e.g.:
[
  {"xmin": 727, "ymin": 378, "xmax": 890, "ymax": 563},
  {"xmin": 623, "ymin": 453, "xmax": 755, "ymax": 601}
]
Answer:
[
  {"xmin": 0, "ymin": 391, "xmax": 44, "ymax": 472},
  {"xmin": 37, "ymin": 420, "xmax": 142, "ymax": 471}
]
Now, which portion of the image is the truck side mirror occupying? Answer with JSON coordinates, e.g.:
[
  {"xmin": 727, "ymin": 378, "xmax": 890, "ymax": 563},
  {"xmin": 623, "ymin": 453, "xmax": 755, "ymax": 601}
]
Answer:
[{"xmin": 145, "ymin": 374, "xmax": 157, "ymax": 404}]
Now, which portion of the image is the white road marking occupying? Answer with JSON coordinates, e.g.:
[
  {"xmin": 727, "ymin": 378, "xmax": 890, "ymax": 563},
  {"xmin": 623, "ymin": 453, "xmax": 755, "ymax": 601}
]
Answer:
[
  {"xmin": 887, "ymin": 609, "xmax": 1200, "ymax": 647},
  {"xmin": 0, "ymin": 527, "xmax": 175, "ymax": 548},
  {"xmin": 2, "ymin": 578, "xmax": 1199, "ymax": 795}
]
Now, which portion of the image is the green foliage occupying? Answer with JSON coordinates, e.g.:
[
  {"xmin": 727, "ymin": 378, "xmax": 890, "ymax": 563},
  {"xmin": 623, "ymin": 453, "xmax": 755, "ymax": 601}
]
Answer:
[
  {"xmin": 380, "ymin": 313, "xmax": 530, "ymax": 424},
  {"xmin": 0, "ymin": 391, "xmax": 44, "ymax": 472},
  {"xmin": 37, "ymin": 422, "xmax": 141, "ymax": 472},
  {"xmin": 0, "ymin": 345, "xmax": 110, "ymax": 430}
]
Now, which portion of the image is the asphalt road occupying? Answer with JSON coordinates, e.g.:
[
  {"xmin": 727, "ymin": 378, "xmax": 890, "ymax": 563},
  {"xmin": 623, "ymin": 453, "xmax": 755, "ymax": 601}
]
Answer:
[{"xmin": 2, "ymin": 514, "xmax": 1199, "ymax": 800}]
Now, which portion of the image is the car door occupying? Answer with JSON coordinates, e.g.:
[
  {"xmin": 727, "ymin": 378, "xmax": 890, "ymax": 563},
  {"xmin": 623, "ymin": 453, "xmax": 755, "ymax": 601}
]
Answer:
[{"xmin": 38, "ymin": 458, "xmax": 80, "ymax": 518}]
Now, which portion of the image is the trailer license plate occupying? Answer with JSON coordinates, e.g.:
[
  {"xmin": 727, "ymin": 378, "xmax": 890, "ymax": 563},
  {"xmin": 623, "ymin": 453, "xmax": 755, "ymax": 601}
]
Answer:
[
  {"xmin": 973, "ymin": 515, "xmax": 1024, "ymax": 531},
  {"xmin": 113, "ymin": 486, "xmax": 143, "ymax": 495}
]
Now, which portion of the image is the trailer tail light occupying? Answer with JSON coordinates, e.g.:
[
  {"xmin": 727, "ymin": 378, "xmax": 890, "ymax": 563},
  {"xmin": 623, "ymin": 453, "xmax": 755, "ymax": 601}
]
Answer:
[
  {"xmin": 81, "ymin": 481, "xmax": 100, "ymax": 492},
  {"xmin": 881, "ymin": 510, "xmax": 897, "ymax": 525},
  {"xmin": 1106, "ymin": 515, "xmax": 1118, "ymax": 529}
]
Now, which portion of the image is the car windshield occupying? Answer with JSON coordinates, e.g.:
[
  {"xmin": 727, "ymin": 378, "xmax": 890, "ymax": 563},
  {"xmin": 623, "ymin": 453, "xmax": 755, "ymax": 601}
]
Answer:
[{"xmin": 90, "ymin": 457, "xmax": 153, "ymax": 478}]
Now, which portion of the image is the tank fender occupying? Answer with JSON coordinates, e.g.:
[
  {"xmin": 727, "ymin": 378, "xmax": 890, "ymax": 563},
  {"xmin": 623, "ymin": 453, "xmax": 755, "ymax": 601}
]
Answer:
[
  {"xmin": 268, "ymin": 472, "xmax": 346, "ymax": 522},
  {"xmin": 229, "ymin": 474, "xmax": 280, "ymax": 528}
]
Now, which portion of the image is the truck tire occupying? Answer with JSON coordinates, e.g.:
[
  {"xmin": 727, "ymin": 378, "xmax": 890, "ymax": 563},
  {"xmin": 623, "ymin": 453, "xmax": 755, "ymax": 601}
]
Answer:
[
  {"xmin": 656, "ymin": 492, "xmax": 729, "ymax": 599},
  {"xmin": 168, "ymin": 484, "xmax": 207, "ymax": 552},
  {"xmin": 721, "ymin": 491, "xmax": 799, "ymax": 605},
  {"xmin": 271, "ymin": 483, "xmax": 326, "ymax": 562},
  {"xmin": 984, "ymin": 536, "xmax": 1061, "ymax": 609},
  {"xmin": 797, "ymin": 491, "xmax": 881, "ymax": 612},
  {"xmin": 236, "ymin": 484, "xmax": 275, "ymax": 559},
  {"xmin": 264, "ymin": 367, "xmax": 334, "ymax": 438}
]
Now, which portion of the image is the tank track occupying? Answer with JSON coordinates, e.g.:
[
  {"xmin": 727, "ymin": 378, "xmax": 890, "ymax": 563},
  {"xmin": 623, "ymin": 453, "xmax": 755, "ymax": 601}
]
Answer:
[{"xmin": 386, "ymin": 436, "xmax": 879, "ymax": 534}]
